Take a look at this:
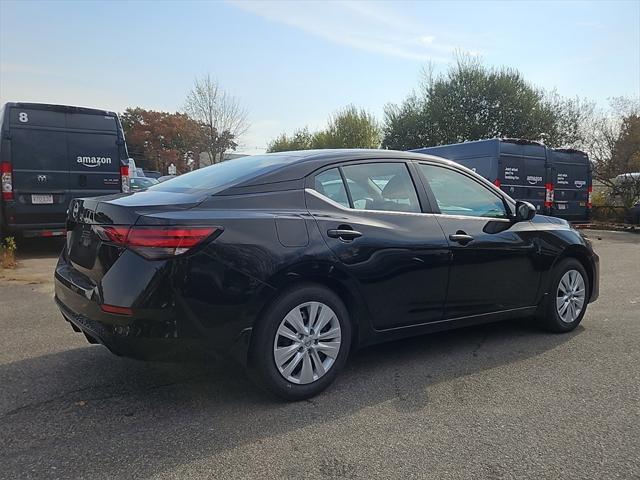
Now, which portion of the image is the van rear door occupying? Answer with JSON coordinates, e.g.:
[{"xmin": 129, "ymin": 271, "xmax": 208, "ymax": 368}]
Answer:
[
  {"xmin": 66, "ymin": 112, "xmax": 121, "ymax": 195},
  {"xmin": 9, "ymin": 108, "xmax": 70, "ymax": 228},
  {"xmin": 551, "ymin": 149, "xmax": 591, "ymax": 221},
  {"xmin": 498, "ymin": 142, "xmax": 548, "ymax": 214}
]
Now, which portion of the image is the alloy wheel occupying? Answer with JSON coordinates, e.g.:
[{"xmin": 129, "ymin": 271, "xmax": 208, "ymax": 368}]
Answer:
[
  {"xmin": 273, "ymin": 301, "xmax": 342, "ymax": 384},
  {"xmin": 556, "ymin": 269, "xmax": 586, "ymax": 324}
]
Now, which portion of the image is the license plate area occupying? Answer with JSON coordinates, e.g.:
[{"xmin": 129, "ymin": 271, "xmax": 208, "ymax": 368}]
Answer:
[
  {"xmin": 557, "ymin": 203, "xmax": 567, "ymax": 210},
  {"xmin": 69, "ymin": 224, "xmax": 99, "ymax": 269},
  {"xmin": 32, "ymin": 194, "xmax": 53, "ymax": 204}
]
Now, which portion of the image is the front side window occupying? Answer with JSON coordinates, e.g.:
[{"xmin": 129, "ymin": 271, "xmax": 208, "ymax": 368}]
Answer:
[
  {"xmin": 419, "ymin": 164, "xmax": 508, "ymax": 218},
  {"xmin": 341, "ymin": 163, "xmax": 421, "ymax": 213}
]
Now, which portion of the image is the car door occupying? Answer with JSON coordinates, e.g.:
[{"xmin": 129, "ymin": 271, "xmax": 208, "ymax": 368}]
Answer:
[
  {"xmin": 306, "ymin": 161, "xmax": 450, "ymax": 330},
  {"xmin": 416, "ymin": 162, "xmax": 541, "ymax": 319}
]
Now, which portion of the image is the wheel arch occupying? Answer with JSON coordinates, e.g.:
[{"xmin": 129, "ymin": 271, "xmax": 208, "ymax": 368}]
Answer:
[
  {"xmin": 551, "ymin": 244, "xmax": 595, "ymax": 300},
  {"xmin": 255, "ymin": 267, "xmax": 372, "ymax": 353}
]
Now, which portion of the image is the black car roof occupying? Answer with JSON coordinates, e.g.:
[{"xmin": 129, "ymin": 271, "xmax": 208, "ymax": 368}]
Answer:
[{"xmin": 232, "ymin": 149, "xmax": 449, "ymax": 189}]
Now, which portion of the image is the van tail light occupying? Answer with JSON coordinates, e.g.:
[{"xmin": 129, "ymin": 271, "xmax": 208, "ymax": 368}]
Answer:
[
  {"xmin": 587, "ymin": 185, "xmax": 593, "ymax": 209},
  {"xmin": 120, "ymin": 165, "xmax": 130, "ymax": 193},
  {"xmin": 99, "ymin": 225, "xmax": 220, "ymax": 259},
  {"xmin": 544, "ymin": 183, "xmax": 554, "ymax": 208},
  {"xmin": 493, "ymin": 179, "xmax": 501, "ymax": 188},
  {"xmin": 1, "ymin": 162, "xmax": 13, "ymax": 201}
]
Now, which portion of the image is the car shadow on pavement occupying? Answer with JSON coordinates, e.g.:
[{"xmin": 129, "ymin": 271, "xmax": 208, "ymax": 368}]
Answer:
[{"xmin": 0, "ymin": 318, "xmax": 581, "ymax": 479}]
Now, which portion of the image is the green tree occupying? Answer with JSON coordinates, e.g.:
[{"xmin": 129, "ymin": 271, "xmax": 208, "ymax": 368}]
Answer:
[
  {"xmin": 586, "ymin": 98, "xmax": 640, "ymax": 209},
  {"xmin": 267, "ymin": 105, "xmax": 381, "ymax": 152},
  {"xmin": 382, "ymin": 56, "xmax": 588, "ymax": 150},
  {"xmin": 267, "ymin": 128, "xmax": 313, "ymax": 152}
]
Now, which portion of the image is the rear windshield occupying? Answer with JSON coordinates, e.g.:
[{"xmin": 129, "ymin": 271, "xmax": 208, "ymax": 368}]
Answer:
[{"xmin": 149, "ymin": 154, "xmax": 297, "ymax": 194}]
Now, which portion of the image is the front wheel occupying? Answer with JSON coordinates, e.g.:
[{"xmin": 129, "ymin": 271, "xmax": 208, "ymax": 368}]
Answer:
[
  {"xmin": 540, "ymin": 258, "xmax": 590, "ymax": 333},
  {"xmin": 249, "ymin": 285, "xmax": 351, "ymax": 401}
]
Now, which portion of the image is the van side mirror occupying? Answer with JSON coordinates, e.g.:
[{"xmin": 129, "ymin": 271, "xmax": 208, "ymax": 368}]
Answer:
[{"xmin": 515, "ymin": 200, "xmax": 536, "ymax": 222}]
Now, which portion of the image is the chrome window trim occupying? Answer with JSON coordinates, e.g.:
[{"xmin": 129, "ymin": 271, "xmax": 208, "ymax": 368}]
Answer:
[
  {"xmin": 306, "ymin": 188, "xmax": 512, "ymax": 222},
  {"xmin": 305, "ymin": 188, "xmax": 433, "ymax": 218}
]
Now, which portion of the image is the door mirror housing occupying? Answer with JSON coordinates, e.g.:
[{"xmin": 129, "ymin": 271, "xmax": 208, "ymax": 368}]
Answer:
[{"xmin": 514, "ymin": 200, "xmax": 536, "ymax": 222}]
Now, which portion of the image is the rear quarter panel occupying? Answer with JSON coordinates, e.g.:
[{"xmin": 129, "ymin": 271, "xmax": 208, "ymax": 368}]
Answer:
[{"xmin": 157, "ymin": 190, "xmax": 366, "ymax": 342}]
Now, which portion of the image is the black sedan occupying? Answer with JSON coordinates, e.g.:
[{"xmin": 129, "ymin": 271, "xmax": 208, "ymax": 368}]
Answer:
[{"xmin": 54, "ymin": 150, "xmax": 599, "ymax": 400}]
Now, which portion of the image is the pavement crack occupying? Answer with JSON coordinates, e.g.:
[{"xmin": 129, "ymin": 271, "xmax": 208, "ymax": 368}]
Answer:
[
  {"xmin": 393, "ymin": 367, "xmax": 406, "ymax": 401},
  {"xmin": 472, "ymin": 332, "xmax": 489, "ymax": 358}
]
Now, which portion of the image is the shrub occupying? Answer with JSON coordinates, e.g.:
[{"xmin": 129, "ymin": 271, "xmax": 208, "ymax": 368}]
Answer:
[{"xmin": 1, "ymin": 236, "xmax": 17, "ymax": 269}]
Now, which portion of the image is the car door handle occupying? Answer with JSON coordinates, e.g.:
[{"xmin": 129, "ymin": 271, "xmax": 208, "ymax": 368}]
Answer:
[
  {"xmin": 449, "ymin": 233, "xmax": 474, "ymax": 245},
  {"xmin": 327, "ymin": 229, "xmax": 362, "ymax": 241}
]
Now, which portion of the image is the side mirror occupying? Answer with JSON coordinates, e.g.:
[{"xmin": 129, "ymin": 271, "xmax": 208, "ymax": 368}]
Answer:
[{"xmin": 515, "ymin": 200, "xmax": 536, "ymax": 222}]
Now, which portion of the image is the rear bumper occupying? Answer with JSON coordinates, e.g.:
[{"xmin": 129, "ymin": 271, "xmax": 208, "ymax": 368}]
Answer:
[
  {"xmin": 55, "ymin": 296, "xmax": 215, "ymax": 361},
  {"xmin": 2, "ymin": 222, "xmax": 66, "ymax": 236},
  {"xmin": 53, "ymin": 255, "xmax": 253, "ymax": 362}
]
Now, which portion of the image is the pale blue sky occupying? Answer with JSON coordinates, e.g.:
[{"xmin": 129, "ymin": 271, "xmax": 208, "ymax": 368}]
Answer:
[{"xmin": 1, "ymin": 0, "xmax": 639, "ymax": 152}]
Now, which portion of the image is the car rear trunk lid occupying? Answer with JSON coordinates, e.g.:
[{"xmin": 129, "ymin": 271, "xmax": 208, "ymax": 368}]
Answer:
[{"xmin": 66, "ymin": 191, "xmax": 204, "ymax": 282}]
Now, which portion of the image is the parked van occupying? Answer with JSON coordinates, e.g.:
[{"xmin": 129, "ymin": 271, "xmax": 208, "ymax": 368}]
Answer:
[
  {"xmin": 411, "ymin": 139, "xmax": 551, "ymax": 214},
  {"xmin": 0, "ymin": 103, "xmax": 130, "ymax": 238},
  {"xmin": 411, "ymin": 139, "xmax": 592, "ymax": 222}
]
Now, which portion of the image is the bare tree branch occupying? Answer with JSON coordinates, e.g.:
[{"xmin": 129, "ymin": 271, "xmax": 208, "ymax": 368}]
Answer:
[{"xmin": 184, "ymin": 74, "xmax": 249, "ymax": 165}]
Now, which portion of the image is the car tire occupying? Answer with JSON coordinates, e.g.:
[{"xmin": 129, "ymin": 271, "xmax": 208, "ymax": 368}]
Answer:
[
  {"xmin": 540, "ymin": 258, "xmax": 590, "ymax": 333},
  {"xmin": 249, "ymin": 284, "xmax": 351, "ymax": 401}
]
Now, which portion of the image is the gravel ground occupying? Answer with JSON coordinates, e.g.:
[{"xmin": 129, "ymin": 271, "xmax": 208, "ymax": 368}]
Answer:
[{"xmin": 0, "ymin": 231, "xmax": 638, "ymax": 480}]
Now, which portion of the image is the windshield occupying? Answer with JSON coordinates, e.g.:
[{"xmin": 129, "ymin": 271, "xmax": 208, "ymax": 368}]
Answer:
[{"xmin": 148, "ymin": 154, "xmax": 298, "ymax": 194}]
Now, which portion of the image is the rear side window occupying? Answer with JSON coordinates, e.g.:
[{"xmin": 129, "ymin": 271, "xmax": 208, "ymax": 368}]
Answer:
[
  {"xmin": 342, "ymin": 163, "xmax": 420, "ymax": 213},
  {"xmin": 420, "ymin": 164, "xmax": 508, "ymax": 218},
  {"xmin": 314, "ymin": 168, "xmax": 349, "ymax": 207}
]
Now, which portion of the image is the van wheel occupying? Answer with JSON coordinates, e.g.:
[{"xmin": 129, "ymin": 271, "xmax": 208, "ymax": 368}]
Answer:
[
  {"xmin": 540, "ymin": 258, "xmax": 589, "ymax": 333},
  {"xmin": 249, "ymin": 285, "xmax": 351, "ymax": 401}
]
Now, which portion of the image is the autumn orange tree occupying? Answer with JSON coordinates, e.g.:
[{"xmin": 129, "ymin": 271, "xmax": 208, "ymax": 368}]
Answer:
[{"xmin": 120, "ymin": 108, "xmax": 206, "ymax": 173}]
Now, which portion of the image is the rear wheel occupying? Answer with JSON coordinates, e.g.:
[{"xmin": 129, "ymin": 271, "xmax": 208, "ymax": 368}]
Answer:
[
  {"xmin": 249, "ymin": 285, "xmax": 351, "ymax": 400},
  {"xmin": 540, "ymin": 258, "xmax": 589, "ymax": 333}
]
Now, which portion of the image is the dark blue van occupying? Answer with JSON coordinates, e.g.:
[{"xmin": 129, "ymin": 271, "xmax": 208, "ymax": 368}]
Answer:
[
  {"xmin": 412, "ymin": 139, "xmax": 551, "ymax": 215},
  {"xmin": 411, "ymin": 139, "xmax": 592, "ymax": 222},
  {"xmin": 0, "ymin": 103, "xmax": 131, "ymax": 238}
]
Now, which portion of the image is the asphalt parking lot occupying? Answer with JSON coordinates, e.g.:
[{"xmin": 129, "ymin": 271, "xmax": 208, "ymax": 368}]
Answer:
[{"xmin": 1, "ymin": 231, "xmax": 639, "ymax": 480}]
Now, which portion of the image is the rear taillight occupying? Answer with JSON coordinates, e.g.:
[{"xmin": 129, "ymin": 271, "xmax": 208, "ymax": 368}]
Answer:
[
  {"xmin": 544, "ymin": 183, "xmax": 554, "ymax": 208},
  {"xmin": 587, "ymin": 185, "xmax": 593, "ymax": 209},
  {"xmin": 1, "ymin": 162, "xmax": 13, "ymax": 201},
  {"xmin": 100, "ymin": 225, "xmax": 219, "ymax": 259},
  {"xmin": 493, "ymin": 178, "xmax": 501, "ymax": 188},
  {"xmin": 120, "ymin": 165, "xmax": 130, "ymax": 193}
]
